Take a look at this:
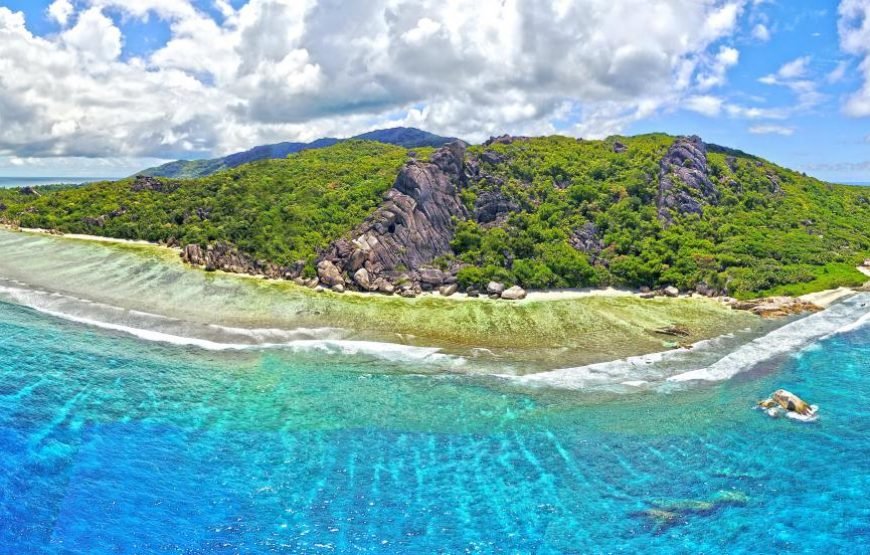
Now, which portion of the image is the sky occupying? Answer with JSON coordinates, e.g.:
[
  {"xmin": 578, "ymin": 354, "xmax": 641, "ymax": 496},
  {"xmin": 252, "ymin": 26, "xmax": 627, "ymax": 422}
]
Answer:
[{"xmin": 0, "ymin": 1, "xmax": 869, "ymax": 182}]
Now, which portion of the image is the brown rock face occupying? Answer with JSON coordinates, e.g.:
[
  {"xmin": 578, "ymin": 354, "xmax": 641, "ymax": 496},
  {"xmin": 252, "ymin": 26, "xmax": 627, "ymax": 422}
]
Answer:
[
  {"xmin": 771, "ymin": 389, "xmax": 812, "ymax": 416},
  {"xmin": 657, "ymin": 136, "xmax": 719, "ymax": 222},
  {"xmin": 322, "ymin": 141, "xmax": 469, "ymax": 287}
]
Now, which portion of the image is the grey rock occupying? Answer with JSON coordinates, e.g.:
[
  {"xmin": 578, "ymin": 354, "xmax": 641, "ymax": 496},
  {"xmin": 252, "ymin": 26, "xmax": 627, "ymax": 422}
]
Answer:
[
  {"xmin": 131, "ymin": 175, "xmax": 180, "ymax": 193},
  {"xmin": 487, "ymin": 281, "xmax": 505, "ymax": 295},
  {"xmin": 501, "ymin": 285, "xmax": 527, "ymax": 300},
  {"xmin": 332, "ymin": 283, "xmax": 345, "ymax": 293},
  {"xmin": 474, "ymin": 189, "xmax": 519, "ymax": 225},
  {"xmin": 570, "ymin": 222, "xmax": 604, "ymax": 257},
  {"xmin": 612, "ymin": 141, "xmax": 627, "ymax": 153},
  {"xmin": 656, "ymin": 136, "xmax": 719, "ymax": 222},
  {"xmin": 439, "ymin": 283, "xmax": 459, "ymax": 297},
  {"xmin": 419, "ymin": 267, "xmax": 446, "ymax": 286},
  {"xmin": 316, "ymin": 260, "xmax": 345, "ymax": 287},
  {"xmin": 354, "ymin": 268, "xmax": 374, "ymax": 291},
  {"xmin": 18, "ymin": 186, "xmax": 40, "ymax": 196},
  {"xmin": 663, "ymin": 286, "xmax": 680, "ymax": 297},
  {"xmin": 321, "ymin": 142, "xmax": 468, "ymax": 288}
]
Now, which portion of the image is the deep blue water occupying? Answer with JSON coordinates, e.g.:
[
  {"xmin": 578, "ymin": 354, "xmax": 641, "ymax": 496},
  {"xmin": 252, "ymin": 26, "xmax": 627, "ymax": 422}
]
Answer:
[{"xmin": 1, "ymin": 300, "xmax": 869, "ymax": 553}]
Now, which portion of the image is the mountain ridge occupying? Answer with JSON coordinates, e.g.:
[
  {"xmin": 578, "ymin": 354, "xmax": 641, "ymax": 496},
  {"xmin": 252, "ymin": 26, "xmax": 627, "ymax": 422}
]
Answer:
[{"xmin": 138, "ymin": 127, "xmax": 458, "ymax": 179}]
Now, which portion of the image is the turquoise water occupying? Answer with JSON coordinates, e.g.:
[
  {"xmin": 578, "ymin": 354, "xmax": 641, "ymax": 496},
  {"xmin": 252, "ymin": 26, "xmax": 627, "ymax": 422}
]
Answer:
[{"xmin": 1, "ymin": 296, "xmax": 869, "ymax": 553}]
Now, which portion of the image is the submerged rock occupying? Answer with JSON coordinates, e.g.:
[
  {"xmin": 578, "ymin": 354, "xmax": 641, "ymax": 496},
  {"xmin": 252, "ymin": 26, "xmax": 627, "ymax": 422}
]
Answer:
[{"xmin": 636, "ymin": 490, "xmax": 749, "ymax": 531}]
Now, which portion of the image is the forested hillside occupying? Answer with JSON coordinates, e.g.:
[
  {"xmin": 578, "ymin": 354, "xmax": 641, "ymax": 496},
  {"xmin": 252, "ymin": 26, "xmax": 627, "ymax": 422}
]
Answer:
[{"xmin": 1, "ymin": 133, "xmax": 868, "ymax": 298}]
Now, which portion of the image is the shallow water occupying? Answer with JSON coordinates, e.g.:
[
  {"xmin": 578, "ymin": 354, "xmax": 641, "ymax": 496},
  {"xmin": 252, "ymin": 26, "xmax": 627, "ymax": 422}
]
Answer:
[
  {"xmin": 1, "ymin": 229, "xmax": 870, "ymax": 552},
  {"xmin": 1, "ymin": 298, "xmax": 869, "ymax": 553},
  {"xmin": 0, "ymin": 229, "xmax": 757, "ymax": 372}
]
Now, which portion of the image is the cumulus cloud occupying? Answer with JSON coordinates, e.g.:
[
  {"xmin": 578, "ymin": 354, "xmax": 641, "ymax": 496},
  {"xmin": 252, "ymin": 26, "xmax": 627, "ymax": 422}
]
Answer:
[
  {"xmin": 751, "ymin": 23, "xmax": 771, "ymax": 41},
  {"xmin": 0, "ymin": 0, "xmax": 752, "ymax": 164},
  {"xmin": 47, "ymin": 0, "xmax": 73, "ymax": 26},
  {"xmin": 748, "ymin": 124, "xmax": 795, "ymax": 135},
  {"xmin": 838, "ymin": 0, "xmax": 870, "ymax": 116},
  {"xmin": 758, "ymin": 56, "xmax": 825, "ymax": 110},
  {"xmin": 685, "ymin": 95, "xmax": 725, "ymax": 116}
]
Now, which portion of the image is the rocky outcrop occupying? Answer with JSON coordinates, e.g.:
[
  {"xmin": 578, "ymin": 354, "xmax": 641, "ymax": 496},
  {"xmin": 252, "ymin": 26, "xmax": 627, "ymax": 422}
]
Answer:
[
  {"xmin": 758, "ymin": 389, "xmax": 818, "ymax": 421},
  {"xmin": 728, "ymin": 297, "xmax": 822, "ymax": 318},
  {"xmin": 657, "ymin": 136, "xmax": 719, "ymax": 222},
  {"xmin": 80, "ymin": 207, "xmax": 127, "ymax": 228},
  {"xmin": 474, "ymin": 189, "xmax": 519, "ymax": 225},
  {"xmin": 181, "ymin": 242, "xmax": 301, "ymax": 280},
  {"xmin": 321, "ymin": 142, "xmax": 469, "ymax": 291},
  {"xmin": 570, "ymin": 222, "xmax": 604, "ymax": 260},
  {"xmin": 18, "ymin": 186, "xmax": 40, "ymax": 196},
  {"xmin": 132, "ymin": 175, "xmax": 180, "ymax": 193},
  {"xmin": 612, "ymin": 141, "xmax": 627, "ymax": 153}
]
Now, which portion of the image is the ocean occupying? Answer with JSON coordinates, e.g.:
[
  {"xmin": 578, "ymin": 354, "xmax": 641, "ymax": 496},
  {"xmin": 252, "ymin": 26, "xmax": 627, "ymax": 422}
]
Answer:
[
  {"xmin": 0, "ymin": 229, "xmax": 869, "ymax": 552},
  {"xmin": 0, "ymin": 177, "xmax": 115, "ymax": 189}
]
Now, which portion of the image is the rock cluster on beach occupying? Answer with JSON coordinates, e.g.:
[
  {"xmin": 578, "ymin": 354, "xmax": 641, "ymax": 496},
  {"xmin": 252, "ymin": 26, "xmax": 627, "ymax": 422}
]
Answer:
[{"xmin": 727, "ymin": 296, "xmax": 822, "ymax": 318}]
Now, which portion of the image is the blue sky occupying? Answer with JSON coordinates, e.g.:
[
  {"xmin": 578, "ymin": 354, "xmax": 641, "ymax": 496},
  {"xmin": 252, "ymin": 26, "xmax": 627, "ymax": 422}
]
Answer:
[{"xmin": 0, "ymin": 0, "xmax": 869, "ymax": 182}]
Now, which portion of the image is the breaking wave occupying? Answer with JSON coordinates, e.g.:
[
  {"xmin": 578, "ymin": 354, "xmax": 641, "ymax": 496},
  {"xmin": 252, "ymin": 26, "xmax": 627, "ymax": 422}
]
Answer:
[
  {"xmin": 513, "ymin": 293, "xmax": 870, "ymax": 392},
  {"xmin": 0, "ymin": 279, "xmax": 465, "ymax": 367}
]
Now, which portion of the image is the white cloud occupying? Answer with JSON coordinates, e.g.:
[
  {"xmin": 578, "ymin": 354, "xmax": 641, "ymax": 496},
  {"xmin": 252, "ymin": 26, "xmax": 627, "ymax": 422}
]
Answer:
[
  {"xmin": 748, "ymin": 124, "xmax": 795, "ymax": 135},
  {"xmin": 0, "ymin": 0, "xmax": 754, "ymax": 164},
  {"xmin": 47, "ymin": 0, "xmax": 74, "ymax": 26},
  {"xmin": 685, "ymin": 95, "xmax": 724, "ymax": 116},
  {"xmin": 828, "ymin": 60, "xmax": 849, "ymax": 83},
  {"xmin": 751, "ymin": 23, "xmax": 771, "ymax": 41},
  {"xmin": 778, "ymin": 56, "xmax": 811, "ymax": 79},
  {"xmin": 838, "ymin": 0, "xmax": 870, "ymax": 116},
  {"xmin": 61, "ymin": 8, "xmax": 123, "ymax": 64},
  {"xmin": 758, "ymin": 56, "xmax": 825, "ymax": 110}
]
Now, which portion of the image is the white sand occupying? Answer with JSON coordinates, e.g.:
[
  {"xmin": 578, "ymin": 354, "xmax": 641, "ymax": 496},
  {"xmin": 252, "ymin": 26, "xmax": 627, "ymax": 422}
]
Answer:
[
  {"xmin": 800, "ymin": 287, "xmax": 858, "ymax": 308},
  {"xmin": 5, "ymin": 225, "xmax": 867, "ymax": 307},
  {"xmin": 11, "ymin": 226, "xmax": 178, "ymax": 250}
]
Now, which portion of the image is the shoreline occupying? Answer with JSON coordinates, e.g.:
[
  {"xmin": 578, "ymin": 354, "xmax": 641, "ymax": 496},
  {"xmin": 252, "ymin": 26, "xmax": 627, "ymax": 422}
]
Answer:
[
  {"xmin": 2, "ymin": 224, "xmax": 867, "ymax": 377},
  {"xmin": 5, "ymin": 224, "xmax": 866, "ymax": 309}
]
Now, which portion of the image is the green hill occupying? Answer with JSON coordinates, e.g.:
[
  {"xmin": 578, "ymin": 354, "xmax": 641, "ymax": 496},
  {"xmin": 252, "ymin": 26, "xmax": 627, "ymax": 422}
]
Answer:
[
  {"xmin": 138, "ymin": 127, "xmax": 455, "ymax": 179},
  {"xmin": 1, "ymin": 133, "xmax": 868, "ymax": 298}
]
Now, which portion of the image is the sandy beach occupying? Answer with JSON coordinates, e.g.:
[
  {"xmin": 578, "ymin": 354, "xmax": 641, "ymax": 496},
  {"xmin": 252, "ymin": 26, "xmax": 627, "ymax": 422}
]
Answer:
[{"xmin": 7, "ymin": 224, "xmax": 868, "ymax": 309}]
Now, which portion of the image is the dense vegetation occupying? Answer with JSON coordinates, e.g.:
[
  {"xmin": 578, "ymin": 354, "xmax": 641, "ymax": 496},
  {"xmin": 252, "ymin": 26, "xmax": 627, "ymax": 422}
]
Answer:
[
  {"xmin": 1, "ymin": 133, "xmax": 868, "ymax": 297},
  {"xmin": 451, "ymin": 135, "xmax": 870, "ymax": 296},
  {"xmin": 140, "ymin": 127, "xmax": 453, "ymax": 178},
  {"xmin": 0, "ymin": 141, "xmax": 412, "ymax": 266}
]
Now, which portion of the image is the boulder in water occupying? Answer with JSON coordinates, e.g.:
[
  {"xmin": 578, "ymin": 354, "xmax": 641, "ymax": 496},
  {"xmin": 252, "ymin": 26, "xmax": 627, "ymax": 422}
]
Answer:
[{"xmin": 758, "ymin": 389, "xmax": 818, "ymax": 421}]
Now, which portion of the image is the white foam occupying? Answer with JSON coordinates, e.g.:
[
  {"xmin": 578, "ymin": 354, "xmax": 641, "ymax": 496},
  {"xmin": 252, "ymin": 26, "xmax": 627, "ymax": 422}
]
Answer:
[
  {"xmin": 668, "ymin": 294, "xmax": 870, "ymax": 383},
  {"xmin": 0, "ymin": 282, "xmax": 466, "ymax": 366},
  {"xmin": 513, "ymin": 293, "xmax": 870, "ymax": 391}
]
